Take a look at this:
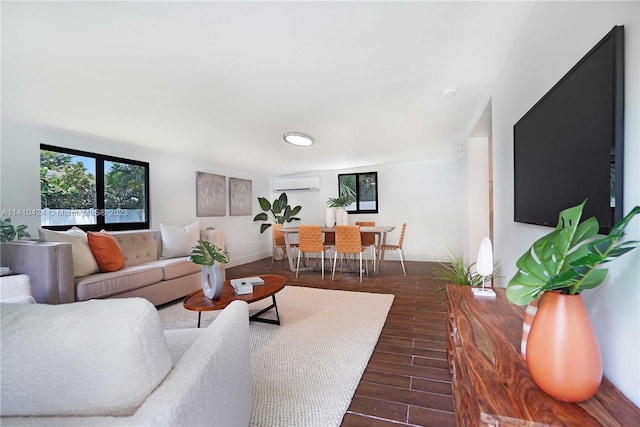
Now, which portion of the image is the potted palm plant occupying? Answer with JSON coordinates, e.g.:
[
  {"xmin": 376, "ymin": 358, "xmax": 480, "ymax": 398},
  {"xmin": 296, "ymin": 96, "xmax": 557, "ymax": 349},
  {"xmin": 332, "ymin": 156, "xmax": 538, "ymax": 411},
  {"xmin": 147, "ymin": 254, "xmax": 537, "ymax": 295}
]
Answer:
[
  {"xmin": 507, "ymin": 200, "xmax": 639, "ymax": 402},
  {"xmin": 189, "ymin": 240, "xmax": 229, "ymax": 300}
]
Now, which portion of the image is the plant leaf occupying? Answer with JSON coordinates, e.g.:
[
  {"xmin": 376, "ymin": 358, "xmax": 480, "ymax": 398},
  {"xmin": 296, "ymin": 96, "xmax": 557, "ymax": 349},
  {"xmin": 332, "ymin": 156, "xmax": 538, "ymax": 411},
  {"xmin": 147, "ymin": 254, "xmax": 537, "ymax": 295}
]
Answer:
[
  {"xmin": 260, "ymin": 223, "xmax": 272, "ymax": 233},
  {"xmin": 257, "ymin": 197, "xmax": 271, "ymax": 212},
  {"xmin": 289, "ymin": 205, "xmax": 302, "ymax": 217},
  {"xmin": 253, "ymin": 212, "xmax": 268, "ymax": 222}
]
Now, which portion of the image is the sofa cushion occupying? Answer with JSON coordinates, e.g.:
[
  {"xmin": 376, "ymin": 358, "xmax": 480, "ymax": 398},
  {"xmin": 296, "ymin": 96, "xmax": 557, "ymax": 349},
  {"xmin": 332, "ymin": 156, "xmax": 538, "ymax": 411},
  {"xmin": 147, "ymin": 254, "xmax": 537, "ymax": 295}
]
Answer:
[
  {"xmin": 39, "ymin": 227, "xmax": 100, "ymax": 277},
  {"xmin": 113, "ymin": 230, "xmax": 161, "ymax": 267},
  {"xmin": 75, "ymin": 264, "xmax": 164, "ymax": 301},
  {"xmin": 153, "ymin": 257, "xmax": 202, "ymax": 280},
  {"xmin": 160, "ymin": 221, "xmax": 200, "ymax": 258},
  {"xmin": 0, "ymin": 298, "xmax": 173, "ymax": 417},
  {"xmin": 87, "ymin": 230, "xmax": 126, "ymax": 272}
]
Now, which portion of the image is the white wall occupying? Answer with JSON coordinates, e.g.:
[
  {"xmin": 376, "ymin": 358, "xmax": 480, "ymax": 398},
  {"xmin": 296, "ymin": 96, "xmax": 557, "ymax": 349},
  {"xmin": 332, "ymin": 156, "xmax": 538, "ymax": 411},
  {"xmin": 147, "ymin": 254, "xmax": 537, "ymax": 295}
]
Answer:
[
  {"xmin": 0, "ymin": 122, "xmax": 272, "ymax": 268},
  {"xmin": 491, "ymin": 1, "xmax": 640, "ymax": 405},
  {"xmin": 279, "ymin": 160, "xmax": 465, "ymax": 263},
  {"xmin": 1, "ymin": 122, "xmax": 466, "ymax": 270},
  {"xmin": 466, "ymin": 137, "xmax": 490, "ymax": 264}
]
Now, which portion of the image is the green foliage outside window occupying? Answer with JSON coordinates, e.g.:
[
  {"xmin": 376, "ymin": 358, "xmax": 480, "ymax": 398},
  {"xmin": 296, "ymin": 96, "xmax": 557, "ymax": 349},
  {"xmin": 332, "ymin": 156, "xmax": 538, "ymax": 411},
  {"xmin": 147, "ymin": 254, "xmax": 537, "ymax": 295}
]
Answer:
[
  {"xmin": 40, "ymin": 150, "xmax": 96, "ymax": 210},
  {"xmin": 104, "ymin": 162, "xmax": 146, "ymax": 210},
  {"xmin": 39, "ymin": 145, "xmax": 149, "ymax": 230},
  {"xmin": 338, "ymin": 172, "xmax": 378, "ymax": 213}
]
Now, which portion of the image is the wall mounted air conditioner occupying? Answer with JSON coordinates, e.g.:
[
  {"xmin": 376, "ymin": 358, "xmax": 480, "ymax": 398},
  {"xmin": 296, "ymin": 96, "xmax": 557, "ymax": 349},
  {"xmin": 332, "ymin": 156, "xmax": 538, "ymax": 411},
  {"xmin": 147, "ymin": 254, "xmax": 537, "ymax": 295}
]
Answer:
[{"xmin": 272, "ymin": 176, "xmax": 321, "ymax": 192}]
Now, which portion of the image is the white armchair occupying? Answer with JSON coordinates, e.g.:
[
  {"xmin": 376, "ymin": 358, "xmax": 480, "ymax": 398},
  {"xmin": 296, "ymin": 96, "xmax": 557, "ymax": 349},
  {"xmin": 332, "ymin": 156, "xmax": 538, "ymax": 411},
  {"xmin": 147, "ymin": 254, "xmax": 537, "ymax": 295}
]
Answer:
[
  {"xmin": 1, "ymin": 298, "xmax": 252, "ymax": 426},
  {"xmin": 0, "ymin": 274, "xmax": 36, "ymax": 304}
]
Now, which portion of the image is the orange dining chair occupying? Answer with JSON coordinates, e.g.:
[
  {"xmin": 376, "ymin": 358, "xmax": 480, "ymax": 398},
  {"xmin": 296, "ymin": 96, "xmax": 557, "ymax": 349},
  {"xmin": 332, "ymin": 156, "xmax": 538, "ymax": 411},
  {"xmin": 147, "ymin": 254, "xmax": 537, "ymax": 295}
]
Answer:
[
  {"xmin": 376, "ymin": 223, "xmax": 407, "ymax": 276},
  {"xmin": 332, "ymin": 225, "xmax": 369, "ymax": 282},
  {"xmin": 323, "ymin": 231, "xmax": 335, "ymax": 257},
  {"xmin": 271, "ymin": 224, "xmax": 298, "ymax": 269},
  {"xmin": 355, "ymin": 221, "xmax": 377, "ymax": 272},
  {"xmin": 296, "ymin": 225, "xmax": 331, "ymax": 280}
]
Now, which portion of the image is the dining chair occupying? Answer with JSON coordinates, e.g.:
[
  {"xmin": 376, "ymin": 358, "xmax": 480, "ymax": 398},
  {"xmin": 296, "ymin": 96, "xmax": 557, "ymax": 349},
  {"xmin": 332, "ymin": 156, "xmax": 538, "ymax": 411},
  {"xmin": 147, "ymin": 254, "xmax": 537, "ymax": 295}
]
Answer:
[
  {"xmin": 332, "ymin": 225, "xmax": 369, "ymax": 282},
  {"xmin": 271, "ymin": 224, "xmax": 298, "ymax": 269},
  {"xmin": 355, "ymin": 221, "xmax": 376, "ymax": 272},
  {"xmin": 323, "ymin": 231, "xmax": 335, "ymax": 257},
  {"xmin": 296, "ymin": 225, "xmax": 331, "ymax": 280},
  {"xmin": 376, "ymin": 223, "xmax": 407, "ymax": 276}
]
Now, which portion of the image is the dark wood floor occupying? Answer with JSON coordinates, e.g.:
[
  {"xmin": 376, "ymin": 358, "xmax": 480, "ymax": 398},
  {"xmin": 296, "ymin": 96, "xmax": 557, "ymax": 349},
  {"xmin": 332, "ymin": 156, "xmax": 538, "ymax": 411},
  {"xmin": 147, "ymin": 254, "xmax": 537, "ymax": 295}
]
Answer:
[{"xmin": 226, "ymin": 256, "xmax": 456, "ymax": 427}]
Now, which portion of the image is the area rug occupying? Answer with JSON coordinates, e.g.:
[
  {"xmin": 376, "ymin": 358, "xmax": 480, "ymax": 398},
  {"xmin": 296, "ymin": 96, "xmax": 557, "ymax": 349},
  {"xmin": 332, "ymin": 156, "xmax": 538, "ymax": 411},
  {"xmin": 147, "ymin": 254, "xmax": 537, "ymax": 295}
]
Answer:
[{"xmin": 157, "ymin": 286, "xmax": 394, "ymax": 427}]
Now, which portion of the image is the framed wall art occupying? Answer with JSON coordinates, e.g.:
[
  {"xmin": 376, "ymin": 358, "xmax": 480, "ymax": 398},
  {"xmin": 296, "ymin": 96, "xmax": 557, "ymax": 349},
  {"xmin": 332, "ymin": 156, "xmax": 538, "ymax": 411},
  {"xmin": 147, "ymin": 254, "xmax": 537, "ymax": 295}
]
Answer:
[
  {"xmin": 196, "ymin": 172, "xmax": 226, "ymax": 217},
  {"xmin": 229, "ymin": 177, "xmax": 252, "ymax": 216}
]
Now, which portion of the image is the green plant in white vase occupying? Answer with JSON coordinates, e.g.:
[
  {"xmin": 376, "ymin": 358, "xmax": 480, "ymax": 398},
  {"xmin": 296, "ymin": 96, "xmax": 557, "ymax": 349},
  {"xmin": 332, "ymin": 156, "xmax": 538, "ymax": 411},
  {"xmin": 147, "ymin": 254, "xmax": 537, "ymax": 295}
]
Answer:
[
  {"xmin": 189, "ymin": 240, "xmax": 228, "ymax": 266},
  {"xmin": 326, "ymin": 194, "xmax": 354, "ymax": 208},
  {"xmin": 189, "ymin": 240, "xmax": 229, "ymax": 300},
  {"xmin": 327, "ymin": 190, "xmax": 355, "ymax": 226}
]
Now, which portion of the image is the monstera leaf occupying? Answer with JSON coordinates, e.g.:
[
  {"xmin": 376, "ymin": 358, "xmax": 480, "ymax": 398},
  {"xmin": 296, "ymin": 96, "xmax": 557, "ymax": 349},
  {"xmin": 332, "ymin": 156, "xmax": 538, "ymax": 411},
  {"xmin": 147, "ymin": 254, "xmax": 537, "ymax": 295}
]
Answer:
[
  {"xmin": 188, "ymin": 240, "xmax": 228, "ymax": 266},
  {"xmin": 507, "ymin": 201, "xmax": 639, "ymax": 306}
]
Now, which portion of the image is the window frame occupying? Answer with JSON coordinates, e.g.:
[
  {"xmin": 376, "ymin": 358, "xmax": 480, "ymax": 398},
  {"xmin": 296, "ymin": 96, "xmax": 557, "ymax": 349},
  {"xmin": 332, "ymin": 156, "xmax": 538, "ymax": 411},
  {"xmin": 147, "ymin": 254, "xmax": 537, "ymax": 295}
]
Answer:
[
  {"xmin": 338, "ymin": 171, "xmax": 378, "ymax": 214},
  {"xmin": 40, "ymin": 144, "xmax": 150, "ymax": 231}
]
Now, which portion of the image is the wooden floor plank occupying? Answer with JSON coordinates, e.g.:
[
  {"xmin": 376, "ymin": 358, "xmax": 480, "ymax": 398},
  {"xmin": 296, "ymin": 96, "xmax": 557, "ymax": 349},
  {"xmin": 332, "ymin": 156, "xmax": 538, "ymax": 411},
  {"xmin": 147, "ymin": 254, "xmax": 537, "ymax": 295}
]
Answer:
[{"xmin": 226, "ymin": 257, "xmax": 454, "ymax": 427}]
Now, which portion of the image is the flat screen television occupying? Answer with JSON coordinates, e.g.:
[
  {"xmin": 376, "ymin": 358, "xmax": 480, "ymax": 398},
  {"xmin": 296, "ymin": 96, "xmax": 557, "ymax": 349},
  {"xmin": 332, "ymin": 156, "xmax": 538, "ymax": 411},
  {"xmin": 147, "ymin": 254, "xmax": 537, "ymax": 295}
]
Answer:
[{"xmin": 513, "ymin": 25, "xmax": 624, "ymax": 234}]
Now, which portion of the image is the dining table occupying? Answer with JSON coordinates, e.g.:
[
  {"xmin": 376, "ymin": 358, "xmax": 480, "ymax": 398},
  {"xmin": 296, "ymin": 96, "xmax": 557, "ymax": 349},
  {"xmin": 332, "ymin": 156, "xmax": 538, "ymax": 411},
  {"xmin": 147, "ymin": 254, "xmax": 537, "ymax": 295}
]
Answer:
[{"xmin": 279, "ymin": 225, "xmax": 395, "ymax": 273}]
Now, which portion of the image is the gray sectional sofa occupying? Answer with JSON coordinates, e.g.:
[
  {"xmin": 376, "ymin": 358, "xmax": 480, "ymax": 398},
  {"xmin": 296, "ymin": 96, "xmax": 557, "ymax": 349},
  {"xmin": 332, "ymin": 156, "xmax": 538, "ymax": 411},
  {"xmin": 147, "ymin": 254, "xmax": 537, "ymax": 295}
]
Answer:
[{"xmin": 1, "ymin": 229, "xmax": 223, "ymax": 306}]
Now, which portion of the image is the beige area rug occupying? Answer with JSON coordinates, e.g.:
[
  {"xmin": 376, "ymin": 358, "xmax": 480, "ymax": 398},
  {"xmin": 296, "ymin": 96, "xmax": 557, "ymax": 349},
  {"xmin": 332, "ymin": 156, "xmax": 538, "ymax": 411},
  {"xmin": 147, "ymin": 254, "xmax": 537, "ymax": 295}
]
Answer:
[{"xmin": 158, "ymin": 286, "xmax": 394, "ymax": 427}]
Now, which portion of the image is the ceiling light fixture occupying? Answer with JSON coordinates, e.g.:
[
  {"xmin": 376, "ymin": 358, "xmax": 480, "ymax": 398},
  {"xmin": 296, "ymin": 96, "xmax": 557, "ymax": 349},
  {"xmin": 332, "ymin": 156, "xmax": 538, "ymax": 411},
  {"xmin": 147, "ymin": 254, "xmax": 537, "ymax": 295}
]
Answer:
[
  {"xmin": 442, "ymin": 87, "xmax": 459, "ymax": 97},
  {"xmin": 283, "ymin": 132, "xmax": 314, "ymax": 147}
]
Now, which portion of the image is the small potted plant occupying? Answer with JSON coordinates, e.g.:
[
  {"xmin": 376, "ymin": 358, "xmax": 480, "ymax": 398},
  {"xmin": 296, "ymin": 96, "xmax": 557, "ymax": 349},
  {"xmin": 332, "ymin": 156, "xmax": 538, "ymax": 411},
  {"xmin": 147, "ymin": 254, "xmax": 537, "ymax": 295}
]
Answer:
[
  {"xmin": 507, "ymin": 200, "xmax": 639, "ymax": 402},
  {"xmin": 189, "ymin": 240, "xmax": 229, "ymax": 300},
  {"xmin": 433, "ymin": 248, "xmax": 500, "ymax": 287},
  {"xmin": 253, "ymin": 192, "xmax": 302, "ymax": 234},
  {"xmin": 326, "ymin": 194, "xmax": 354, "ymax": 208},
  {"xmin": 326, "ymin": 193, "xmax": 355, "ymax": 227}
]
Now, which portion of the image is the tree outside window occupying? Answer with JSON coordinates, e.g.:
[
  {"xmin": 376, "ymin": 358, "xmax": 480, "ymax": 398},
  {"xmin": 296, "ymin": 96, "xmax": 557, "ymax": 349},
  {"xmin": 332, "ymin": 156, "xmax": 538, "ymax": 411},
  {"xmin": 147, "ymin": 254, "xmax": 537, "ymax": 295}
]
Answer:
[
  {"xmin": 338, "ymin": 172, "xmax": 378, "ymax": 214},
  {"xmin": 40, "ymin": 145, "xmax": 149, "ymax": 231}
]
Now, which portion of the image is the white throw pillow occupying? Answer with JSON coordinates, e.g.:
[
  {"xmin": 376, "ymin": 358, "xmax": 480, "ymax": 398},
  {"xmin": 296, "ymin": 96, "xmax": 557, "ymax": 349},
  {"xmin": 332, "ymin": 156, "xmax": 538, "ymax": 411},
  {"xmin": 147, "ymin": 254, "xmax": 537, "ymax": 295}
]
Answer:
[
  {"xmin": 0, "ymin": 298, "xmax": 173, "ymax": 417},
  {"xmin": 39, "ymin": 227, "xmax": 100, "ymax": 277},
  {"xmin": 160, "ymin": 221, "xmax": 200, "ymax": 258}
]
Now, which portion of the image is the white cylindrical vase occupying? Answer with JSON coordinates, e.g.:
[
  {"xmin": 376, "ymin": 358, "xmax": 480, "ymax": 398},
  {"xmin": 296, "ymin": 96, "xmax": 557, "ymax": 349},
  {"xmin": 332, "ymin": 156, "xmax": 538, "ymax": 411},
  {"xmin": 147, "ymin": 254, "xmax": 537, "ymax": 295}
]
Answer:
[
  {"xmin": 325, "ymin": 208, "xmax": 336, "ymax": 228},
  {"xmin": 202, "ymin": 263, "xmax": 224, "ymax": 299}
]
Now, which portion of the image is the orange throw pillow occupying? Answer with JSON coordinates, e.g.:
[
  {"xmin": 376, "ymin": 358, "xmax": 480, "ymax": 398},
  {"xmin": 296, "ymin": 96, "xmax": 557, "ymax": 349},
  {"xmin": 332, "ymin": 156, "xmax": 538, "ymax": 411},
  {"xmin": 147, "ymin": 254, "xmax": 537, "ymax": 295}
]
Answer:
[{"xmin": 87, "ymin": 230, "xmax": 125, "ymax": 273}]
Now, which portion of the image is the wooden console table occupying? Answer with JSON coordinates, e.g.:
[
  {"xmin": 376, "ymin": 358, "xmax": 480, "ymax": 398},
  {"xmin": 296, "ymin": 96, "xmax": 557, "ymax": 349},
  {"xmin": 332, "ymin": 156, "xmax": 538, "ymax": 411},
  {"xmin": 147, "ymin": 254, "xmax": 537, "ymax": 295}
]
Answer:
[{"xmin": 445, "ymin": 285, "xmax": 640, "ymax": 426}]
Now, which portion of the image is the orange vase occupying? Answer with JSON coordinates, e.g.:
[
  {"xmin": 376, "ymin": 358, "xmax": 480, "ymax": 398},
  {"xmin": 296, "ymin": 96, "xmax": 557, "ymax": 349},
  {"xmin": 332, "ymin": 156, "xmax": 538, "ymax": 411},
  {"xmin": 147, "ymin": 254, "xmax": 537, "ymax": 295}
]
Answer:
[{"xmin": 526, "ymin": 291, "xmax": 602, "ymax": 402}]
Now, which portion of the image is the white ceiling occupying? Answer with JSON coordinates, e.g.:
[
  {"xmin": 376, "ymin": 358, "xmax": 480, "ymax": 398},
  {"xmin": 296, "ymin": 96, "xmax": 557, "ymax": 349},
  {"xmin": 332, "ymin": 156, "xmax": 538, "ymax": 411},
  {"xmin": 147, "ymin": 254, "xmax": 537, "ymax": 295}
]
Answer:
[{"xmin": 2, "ymin": 1, "xmax": 533, "ymax": 176}]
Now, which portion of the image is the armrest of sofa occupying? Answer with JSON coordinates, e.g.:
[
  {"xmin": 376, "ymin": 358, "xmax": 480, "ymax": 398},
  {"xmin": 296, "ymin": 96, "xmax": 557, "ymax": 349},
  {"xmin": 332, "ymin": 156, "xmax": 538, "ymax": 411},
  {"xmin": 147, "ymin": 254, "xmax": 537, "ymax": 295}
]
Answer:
[
  {"xmin": 0, "ymin": 241, "xmax": 75, "ymax": 304},
  {"xmin": 134, "ymin": 300, "xmax": 252, "ymax": 426}
]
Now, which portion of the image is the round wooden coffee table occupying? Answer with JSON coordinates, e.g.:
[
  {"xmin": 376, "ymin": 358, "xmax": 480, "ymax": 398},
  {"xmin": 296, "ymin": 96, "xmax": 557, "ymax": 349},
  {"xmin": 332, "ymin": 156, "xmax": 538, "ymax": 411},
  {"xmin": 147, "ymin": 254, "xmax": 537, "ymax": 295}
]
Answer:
[{"xmin": 183, "ymin": 274, "xmax": 286, "ymax": 327}]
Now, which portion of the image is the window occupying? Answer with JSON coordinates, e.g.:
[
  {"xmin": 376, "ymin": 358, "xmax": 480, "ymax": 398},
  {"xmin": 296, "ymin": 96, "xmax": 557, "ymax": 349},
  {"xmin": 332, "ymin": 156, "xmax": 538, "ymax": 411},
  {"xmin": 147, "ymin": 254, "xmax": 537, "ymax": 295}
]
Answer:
[
  {"xmin": 40, "ymin": 145, "xmax": 150, "ymax": 231},
  {"xmin": 338, "ymin": 172, "xmax": 378, "ymax": 214}
]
